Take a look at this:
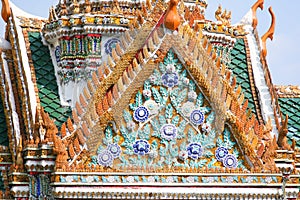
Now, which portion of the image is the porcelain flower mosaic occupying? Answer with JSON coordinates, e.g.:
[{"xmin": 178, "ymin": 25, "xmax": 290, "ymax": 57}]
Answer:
[{"xmin": 91, "ymin": 50, "xmax": 246, "ymax": 170}]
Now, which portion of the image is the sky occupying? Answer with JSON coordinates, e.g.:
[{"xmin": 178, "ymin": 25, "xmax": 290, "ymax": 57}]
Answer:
[{"xmin": 0, "ymin": 0, "xmax": 299, "ymax": 85}]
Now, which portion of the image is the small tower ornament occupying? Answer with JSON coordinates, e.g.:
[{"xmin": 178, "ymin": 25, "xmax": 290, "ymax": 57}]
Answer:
[{"xmin": 164, "ymin": 0, "xmax": 181, "ymax": 30}]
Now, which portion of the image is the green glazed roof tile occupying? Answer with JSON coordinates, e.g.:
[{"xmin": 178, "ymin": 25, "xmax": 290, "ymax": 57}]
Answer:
[
  {"xmin": 28, "ymin": 32, "xmax": 71, "ymax": 128},
  {"xmin": 229, "ymin": 38, "xmax": 257, "ymax": 116},
  {"xmin": 0, "ymin": 95, "xmax": 9, "ymax": 147},
  {"xmin": 278, "ymin": 97, "xmax": 300, "ymax": 148}
]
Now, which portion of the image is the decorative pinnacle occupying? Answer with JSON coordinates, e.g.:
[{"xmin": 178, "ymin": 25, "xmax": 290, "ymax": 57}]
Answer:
[
  {"xmin": 261, "ymin": 7, "xmax": 275, "ymax": 58},
  {"xmin": 251, "ymin": 0, "xmax": 264, "ymax": 29},
  {"xmin": 1, "ymin": 0, "xmax": 11, "ymax": 23},
  {"xmin": 164, "ymin": 0, "xmax": 181, "ymax": 30}
]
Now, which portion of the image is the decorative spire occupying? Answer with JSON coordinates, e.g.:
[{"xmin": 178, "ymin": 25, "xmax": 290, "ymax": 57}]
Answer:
[
  {"xmin": 215, "ymin": 5, "xmax": 231, "ymax": 26},
  {"xmin": 261, "ymin": 7, "xmax": 275, "ymax": 58},
  {"xmin": 251, "ymin": 0, "xmax": 264, "ymax": 29},
  {"xmin": 1, "ymin": 0, "xmax": 11, "ymax": 23},
  {"xmin": 164, "ymin": 0, "xmax": 181, "ymax": 30}
]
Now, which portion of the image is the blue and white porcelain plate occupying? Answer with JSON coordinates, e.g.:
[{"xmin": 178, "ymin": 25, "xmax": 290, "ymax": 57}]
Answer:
[
  {"xmin": 190, "ymin": 110, "xmax": 205, "ymax": 125},
  {"xmin": 133, "ymin": 106, "xmax": 149, "ymax": 122},
  {"xmin": 215, "ymin": 146, "xmax": 229, "ymax": 161},
  {"xmin": 223, "ymin": 154, "xmax": 238, "ymax": 168},
  {"xmin": 160, "ymin": 124, "xmax": 177, "ymax": 141},
  {"xmin": 97, "ymin": 150, "xmax": 113, "ymax": 167}
]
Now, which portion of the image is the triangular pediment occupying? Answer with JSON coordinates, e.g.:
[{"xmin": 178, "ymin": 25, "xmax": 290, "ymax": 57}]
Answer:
[
  {"xmin": 92, "ymin": 49, "xmax": 248, "ymax": 170},
  {"xmin": 59, "ymin": 23, "xmax": 277, "ymax": 173}
]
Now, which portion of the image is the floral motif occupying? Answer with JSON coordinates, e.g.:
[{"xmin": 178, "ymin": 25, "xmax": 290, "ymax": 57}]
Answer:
[
  {"xmin": 107, "ymin": 143, "xmax": 121, "ymax": 158},
  {"xmin": 144, "ymin": 100, "xmax": 159, "ymax": 115},
  {"xmin": 215, "ymin": 147, "xmax": 228, "ymax": 161},
  {"xmin": 206, "ymin": 177, "xmax": 215, "ymax": 183},
  {"xmin": 190, "ymin": 110, "xmax": 205, "ymax": 125},
  {"xmin": 201, "ymin": 123, "xmax": 211, "ymax": 133},
  {"xmin": 225, "ymin": 176, "xmax": 234, "ymax": 183},
  {"xmin": 245, "ymin": 176, "xmax": 253, "ymax": 183},
  {"xmin": 187, "ymin": 176, "xmax": 195, "ymax": 183},
  {"xmin": 148, "ymin": 149, "xmax": 158, "ymax": 159},
  {"xmin": 126, "ymin": 121, "xmax": 136, "ymax": 131},
  {"xmin": 142, "ymin": 89, "xmax": 152, "ymax": 98},
  {"xmin": 98, "ymin": 150, "xmax": 114, "ymax": 167},
  {"xmin": 166, "ymin": 176, "xmax": 174, "ymax": 183},
  {"xmin": 181, "ymin": 102, "xmax": 195, "ymax": 117},
  {"xmin": 178, "ymin": 150, "xmax": 188, "ymax": 160},
  {"xmin": 133, "ymin": 140, "xmax": 150, "ymax": 155},
  {"xmin": 147, "ymin": 176, "xmax": 155, "ymax": 183},
  {"xmin": 86, "ymin": 176, "xmax": 94, "ymax": 183},
  {"xmin": 162, "ymin": 72, "xmax": 179, "ymax": 88},
  {"xmin": 107, "ymin": 176, "xmax": 115, "ymax": 183},
  {"xmin": 65, "ymin": 176, "xmax": 73, "ymax": 183},
  {"xmin": 265, "ymin": 177, "xmax": 272, "ymax": 184},
  {"xmin": 166, "ymin": 64, "xmax": 176, "ymax": 73},
  {"xmin": 126, "ymin": 176, "xmax": 135, "ymax": 183},
  {"xmin": 188, "ymin": 91, "xmax": 197, "ymax": 101},
  {"xmin": 160, "ymin": 124, "xmax": 177, "ymax": 141},
  {"xmin": 187, "ymin": 143, "xmax": 203, "ymax": 160},
  {"xmin": 223, "ymin": 154, "xmax": 238, "ymax": 168},
  {"xmin": 104, "ymin": 38, "xmax": 120, "ymax": 54},
  {"xmin": 133, "ymin": 106, "xmax": 149, "ymax": 123}
]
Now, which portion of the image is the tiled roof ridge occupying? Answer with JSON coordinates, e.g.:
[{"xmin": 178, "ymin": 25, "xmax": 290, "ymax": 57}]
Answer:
[
  {"xmin": 275, "ymin": 85, "xmax": 300, "ymax": 98},
  {"xmin": 253, "ymin": 8, "xmax": 283, "ymax": 137}
]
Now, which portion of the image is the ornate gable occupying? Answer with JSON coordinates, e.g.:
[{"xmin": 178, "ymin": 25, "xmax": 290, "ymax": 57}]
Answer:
[{"xmin": 93, "ymin": 49, "xmax": 247, "ymax": 170}]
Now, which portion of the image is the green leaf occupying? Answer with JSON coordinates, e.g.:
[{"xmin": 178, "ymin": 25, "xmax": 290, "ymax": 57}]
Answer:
[
  {"xmin": 144, "ymin": 80, "xmax": 151, "ymax": 90},
  {"xmin": 160, "ymin": 87, "xmax": 168, "ymax": 98},
  {"xmin": 203, "ymin": 151, "xmax": 214, "ymax": 158},
  {"xmin": 151, "ymin": 140, "xmax": 158, "ymax": 150},
  {"xmin": 187, "ymin": 128, "xmax": 195, "ymax": 143},
  {"xmin": 151, "ymin": 87, "xmax": 162, "ymax": 105},
  {"xmin": 135, "ymin": 91, "xmax": 143, "ymax": 107},
  {"xmin": 165, "ymin": 104, "xmax": 173, "ymax": 119},
  {"xmin": 189, "ymin": 80, "xmax": 196, "ymax": 91},
  {"xmin": 113, "ymin": 135, "xmax": 120, "ymax": 143},
  {"xmin": 177, "ymin": 88, "xmax": 187, "ymax": 105},
  {"xmin": 171, "ymin": 115, "xmax": 180, "ymax": 125},
  {"xmin": 104, "ymin": 126, "xmax": 113, "ymax": 144},
  {"xmin": 159, "ymin": 62, "xmax": 166, "ymax": 74},
  {"xmin": 196, "ymin": 93, "xmax": 204, "ymax": 108},
  {"xmin": 159, "ymin": 115, "xmax": 167, "ymax": 125},
  {"xmin": 123, "ymin": 110, "xmax": 132, "ymax": 123}
]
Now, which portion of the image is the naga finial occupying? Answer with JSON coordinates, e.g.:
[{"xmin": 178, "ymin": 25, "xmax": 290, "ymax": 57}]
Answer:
[
  {"xmin": 251, "ymin": 0, "xmax": 264, "ymax": 29},
  {"xmin": 1, "ymin": 0, "xmax": 11, "ymax": 23},
  {"xmin": 215, "ymin": 5, "xmax": 222, "ymax": 22},
  {"xmin": 261, "ymin": 7, "xmax": 275, "ymax": 58}
]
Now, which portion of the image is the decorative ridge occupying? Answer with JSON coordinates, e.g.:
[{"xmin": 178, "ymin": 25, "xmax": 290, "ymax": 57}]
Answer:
[
  {"xmin": 1, "ymin": 0, "xmax": 11, "ymax": 23},
  {"xmin": 251, "ymin": 0, "xmax": 264, "ymax": 29},
  {"xmin": 275, "ymin": 85, "xmax": 300, "ymax": 98},
  {"xmin": 261, "ymin": 7, "xmax": 275, "ymax": 59}
]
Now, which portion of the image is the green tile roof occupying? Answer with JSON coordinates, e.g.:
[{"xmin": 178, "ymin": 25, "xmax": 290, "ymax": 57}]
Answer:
[
  {"xmin": 28, "ymin": 32, "xmax": 71, "ymax": 128},
  {"xmin": 229, "ymin": 38, "xmax": 257, "ymax": 117},
  {"xmin": 0, "ymin": 95, "xmax": 9, "ymax": 146},
  {"xmin": 278, "ymin": 97, "xmax": 300, "ymax": 147}
]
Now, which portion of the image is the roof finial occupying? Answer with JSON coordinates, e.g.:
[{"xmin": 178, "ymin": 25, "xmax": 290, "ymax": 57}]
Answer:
[
  {"xmin": 1, "ymin": 0, "xmax": 11, "ymax": 23},
  {"xmin": 251, "ymin": 0, "xmax": 264, "ymax": 29},
  {"xmin": 261, "ymin": 7, "xmax": 275, "ymax": 58},
  {"xmin": 164, "ymin": 0, "xmax": 181, "ymax": 30}
]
